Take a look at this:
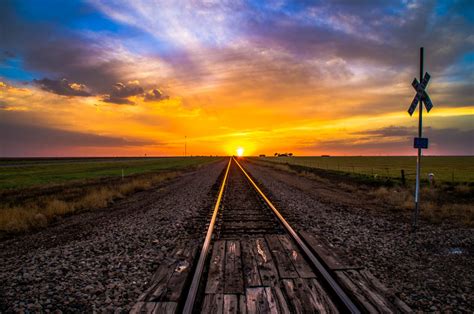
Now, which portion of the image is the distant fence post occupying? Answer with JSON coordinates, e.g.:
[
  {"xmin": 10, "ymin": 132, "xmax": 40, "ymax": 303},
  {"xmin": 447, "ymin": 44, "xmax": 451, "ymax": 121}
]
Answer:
[{"xmin": 401, "ymin": 169, "xmax": 406, "ymax": 186}]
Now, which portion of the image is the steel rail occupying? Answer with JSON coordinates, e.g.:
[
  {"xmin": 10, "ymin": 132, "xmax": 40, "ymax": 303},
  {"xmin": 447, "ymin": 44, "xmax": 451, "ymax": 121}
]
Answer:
[
  {"xmin": 182, "ymin": 157, "xmax": 232, "ymax": 314},
  {"xmin": 233, "ymin": 157, "xmax": 361, "ymax": 314}
]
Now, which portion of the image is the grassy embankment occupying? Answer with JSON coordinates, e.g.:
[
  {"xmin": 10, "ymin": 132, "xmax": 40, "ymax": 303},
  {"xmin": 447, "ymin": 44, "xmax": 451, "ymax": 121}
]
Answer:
[
  {"xmin": 0, "ymin": 157, "xmax": 222, "ymax": 234},
  {"xmin": 251, "ymin": 156, "xmax": 474, "ymax": 226},
  {"xmin": 262, "ymin": 156, "xmax": 474, "ymax": 183}
]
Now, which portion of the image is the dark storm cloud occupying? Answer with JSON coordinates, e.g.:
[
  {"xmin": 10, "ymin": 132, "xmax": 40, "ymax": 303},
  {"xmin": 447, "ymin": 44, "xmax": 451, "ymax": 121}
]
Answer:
[
  {"xmin": 0, "ymin": 1, "xmax": 130, "ymax": 93},
  {"xmin": 34, "ymin": 78, "xmax": 91, "ymax": 96},
  {"xmin": 102, "ymin": 82, "xmax": 144, "ymax": 105},
  {"xmin": 144, "ymin": 89, "xmax": 169, "ymax": 102},
  {"xmin": 0, "ymin": 121, "xmax": 154, "ymax": 156}
]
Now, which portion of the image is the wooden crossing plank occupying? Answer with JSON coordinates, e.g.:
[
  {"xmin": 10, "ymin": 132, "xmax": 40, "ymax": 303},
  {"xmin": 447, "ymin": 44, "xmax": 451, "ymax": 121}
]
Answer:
[
  {"xmin": 206, "ymin": 241, "xmax": 226, "ymax": 294},
  {"xmin": 282, "ymin": 278, "xmax": 338, "ymax": 313},
  {"xmin": 239, "ymin": 295, "xmax": 247, "ymax": 314},
  {"xmin": 130, "ymin": 301, "xmax": 177, "ymax": 314},
  {"xmin": 246, "ymin": 287, "xmax": 271, "ymax": 313},
  {"xmin": 137, "ymin": 245, "xmax": 196, "ymax": 303},
  {"xmin": 299, "ymin": 278, "xmax": 338, "ymax": 313},
  {"xmin": 265, "ymin": 235, "xmax": 298, "ymax": 279},
  {"xmin": 223, "ymin": 294, "xmax": 239, "ymax": 314},
  {"xmin": 360, "ymin": 270, "xmax": 412, "ymax": 313},
  {"xmin": 224, "ymin": 240, "xmax": 244, "ymax": 294},
  {"xmin": 153, "ymin": 302, "xmax": 178, "ymax": 314},
  {"xmin": 265, "ymin": 287, "xmax": 286, "ymax": 314},
  {"xmin": 202, "ymin": 294, "xmax": 224, "ymax": 313},
  {"xmin": 278, "ymin": 235, "xmax": 315, "ymax": 278},
  {"xmin": 336, "ymin": 269, "xmax": 412, "ymax": 313},
  {"xmin": 299, "ymin": 231, "xmax": 356, "ymax": 270},
  {"xmin": 241, "ymin": 239, "xmax": 262, "ymax": 287},
  {"xmin": 270, "ymin": 285, "xmax": 291, "ymax": 314},
  {"xmin": 254, "ymin": 238, "xmax": 279, "ymax": 286},
  {"xmin": 162, "ymin": 248, "xmax": 196, "ymax": 301},
  {"xmin": 129, "ymin": 301, "xmax": 147, "ymax": 313},
  {"xmin": 336, "ymin": 270, "xmax": 378, "ymax": 313},
  {"xmin": 281, "ymin": 279, "xmax": 305, "ymax": 313}
]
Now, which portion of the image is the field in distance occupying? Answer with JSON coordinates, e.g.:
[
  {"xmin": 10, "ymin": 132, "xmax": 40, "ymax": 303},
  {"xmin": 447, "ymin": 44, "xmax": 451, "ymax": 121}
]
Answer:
[
  {"xmin": 258, "ymin": 156, "xmax": 474, "ymax": 183},
  {"xmin": 0, "ymin": 157, "xmax": 222, "ymax": 190}
]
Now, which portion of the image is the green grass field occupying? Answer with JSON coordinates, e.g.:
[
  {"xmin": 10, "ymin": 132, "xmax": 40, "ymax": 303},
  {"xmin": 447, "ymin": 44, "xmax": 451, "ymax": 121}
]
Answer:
[
  {"xmin": 258, "ymin": 156, "xmax": 474, "ymax": 183},
  {"xmin": 0, "ymin": 157, "xmax": 222, "ymax": 190}
]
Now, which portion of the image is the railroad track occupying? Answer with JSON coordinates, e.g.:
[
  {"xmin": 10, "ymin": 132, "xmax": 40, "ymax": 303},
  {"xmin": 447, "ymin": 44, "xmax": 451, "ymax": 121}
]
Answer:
[{"xmin": 132, "ymin": 157, "xmax": 411, "ymax": 313}]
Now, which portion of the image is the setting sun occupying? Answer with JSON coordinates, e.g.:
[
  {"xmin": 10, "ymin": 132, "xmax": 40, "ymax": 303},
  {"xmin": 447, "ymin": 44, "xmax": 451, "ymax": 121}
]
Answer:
[{"xmin": 236, "ymin": 147, "xmax": 244, "ymax": 157}]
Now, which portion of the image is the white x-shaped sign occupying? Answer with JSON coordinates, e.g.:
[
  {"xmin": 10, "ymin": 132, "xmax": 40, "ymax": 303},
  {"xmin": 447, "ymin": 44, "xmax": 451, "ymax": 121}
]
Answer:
[{"xmin": 408, "ymin": 72, "xmax": 433, "ymax": 116}]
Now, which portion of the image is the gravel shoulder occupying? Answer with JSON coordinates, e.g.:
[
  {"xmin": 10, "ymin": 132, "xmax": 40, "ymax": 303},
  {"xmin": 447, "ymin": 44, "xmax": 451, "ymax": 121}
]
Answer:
[
  {"xmin": 242, "ymin": 159, "xmax": 473, "ymax": 312},
  {"xmin": 0, "ymin": 160, "xmax": 227, "ymax": 313}
]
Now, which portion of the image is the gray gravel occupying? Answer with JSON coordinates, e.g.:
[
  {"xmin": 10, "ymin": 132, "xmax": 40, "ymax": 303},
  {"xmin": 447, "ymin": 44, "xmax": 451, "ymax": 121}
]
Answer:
[
  {"xmin": 0, "ymin": 160, "xmax": 226, "ymax": 313},
  {"xmin": 243, "ymin": 160, "xmax": 473, "ymax": 312}
]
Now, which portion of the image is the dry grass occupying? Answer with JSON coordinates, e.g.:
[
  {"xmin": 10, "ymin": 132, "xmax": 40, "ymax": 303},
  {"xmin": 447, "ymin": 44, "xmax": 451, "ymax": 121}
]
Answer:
[
  {"xmin": 0, "ymin": 171, "xmax": 179, "ymax": 234},
  {"xmin": 368, "ymin": 186, "xmax": 474, "ymax": 226}
]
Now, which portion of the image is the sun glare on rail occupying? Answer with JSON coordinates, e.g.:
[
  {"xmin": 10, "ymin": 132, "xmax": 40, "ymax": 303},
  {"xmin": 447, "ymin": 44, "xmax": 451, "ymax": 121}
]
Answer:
[{"xmin": 236, "ymin": 147, "xmax": 244, "ymax": 157}]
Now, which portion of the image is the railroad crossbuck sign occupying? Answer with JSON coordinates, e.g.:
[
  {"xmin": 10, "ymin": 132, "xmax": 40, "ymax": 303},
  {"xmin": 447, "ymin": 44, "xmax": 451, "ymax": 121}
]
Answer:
[{"xmin": 408, "ymin": 72, "xmax": 433, "ymax": 116}]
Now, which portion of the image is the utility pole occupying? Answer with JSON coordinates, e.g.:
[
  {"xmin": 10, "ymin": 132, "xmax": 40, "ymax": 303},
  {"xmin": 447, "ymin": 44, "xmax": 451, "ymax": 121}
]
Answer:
[{"xmin": 185, "ymin": 135, "xmax": 187, "ymax": 157}]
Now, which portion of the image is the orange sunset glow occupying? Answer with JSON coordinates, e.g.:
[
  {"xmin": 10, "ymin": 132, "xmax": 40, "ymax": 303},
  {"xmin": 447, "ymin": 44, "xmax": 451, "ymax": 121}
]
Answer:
[{"xmin": 0, "ymin": 1, "xmax": 472, "ymax": 156}]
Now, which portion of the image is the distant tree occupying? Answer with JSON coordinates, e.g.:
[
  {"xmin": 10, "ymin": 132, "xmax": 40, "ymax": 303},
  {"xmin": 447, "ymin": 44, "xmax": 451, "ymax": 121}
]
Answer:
[
  {"xmin": 274, "ymin": 153, "xmax": 278, "ymax": 157},
  {"xmin": 288, "ymin": 153, "xmax": 293, "ymax": 157}
]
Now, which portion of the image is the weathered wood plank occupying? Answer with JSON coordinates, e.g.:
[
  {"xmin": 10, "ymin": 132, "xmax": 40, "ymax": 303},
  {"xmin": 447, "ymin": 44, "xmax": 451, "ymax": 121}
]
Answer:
[
  {"xmin": 281, "ymin": 279, "xmax": 304, "ymax": 313},
  {"xmin": 161, "ymin": 246, "xmax": 196, "ymax": 301},
  {"xmin": 246, "ymin": 287, "xmax": 270, "ymax": 313},
  {"xmin": 206, "ymin": 241, "xmax": 226, "ymax": 294},
  {"xmin": 223, "ymin": 294, "xmax": 239, "ymax": 314},
  {"xmin": 202, "ymin": 294, "xmax": 224, "ymax": 313},
  {"xmin": 336, "ymin": 270, "xmax": 378, "ymax": 313},
  {"xmin": 130, "ymin": 301, "xmax": 160, "ymax": 314},
  {"xmin": 224, "ymin": 240, "xmax": 244, "ymax": 294},
  {"xmin": 278, "ymin": 235, "xmax": 315, "ymax": 278},
  {"xmin": 239, "ymin": 295, "xmax": 247, "ymax": 314},
  {"xmin": 271, "ymin": 285, "xmax": 291, "ymax": 314},
  {"xmin": 130, "ymin": 301, "xmax": 146, "ymax": 314},
  {"xmin": 138, "ymin": 245, "xmax": 196, "ymax": 303},
  {"xmin": 264, "ymin": 287, "xmax": 282, "ymax": 314},
  {"xmin": 265, "ymin": 235, "xmax": 298, "ymax": 279},
  {"xmin": 299, "ymin": 231, "xmax": 356, "ymax": 270},
  {"xmin": 254, "ymin": 238, "xmax": 279, "ymax": 286},
  {"xmin": 344, "ymin": 269, "xmax": 395, "ymax": 313},
  {"xmin": 152, "ymin": 302, "xmax": 177, "ymax": 314},
  {"xmin": 137, "ymin": 256, "xmax": 176, "ymax": 301},
  {"xmin": 241, "ymin": 239, "xmax": 262, "ymax": 287},
  {"xmin": 303, "ymin": 278, "xmax": 338, "ymax": 313},
  {"xmin": 360, "ymin": 270, "xmax": 412, "ymax": 313}
]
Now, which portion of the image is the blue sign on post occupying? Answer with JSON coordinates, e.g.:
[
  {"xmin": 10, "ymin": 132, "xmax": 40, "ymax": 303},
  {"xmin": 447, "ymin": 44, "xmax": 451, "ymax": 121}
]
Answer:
[{"xmin": 414, "ymin": 137, "xmax": 428, "ymax": 149}]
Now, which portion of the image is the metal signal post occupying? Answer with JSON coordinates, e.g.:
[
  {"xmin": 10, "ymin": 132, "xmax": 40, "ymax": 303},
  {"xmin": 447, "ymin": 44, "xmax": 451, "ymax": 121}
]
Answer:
[
  {"xmin": 408, "ymin": 47, "xmax": 434, "ymax": 231},
  {"xmin": 414, "ymin": 47, "xmax": 423, "ymax": 231}
]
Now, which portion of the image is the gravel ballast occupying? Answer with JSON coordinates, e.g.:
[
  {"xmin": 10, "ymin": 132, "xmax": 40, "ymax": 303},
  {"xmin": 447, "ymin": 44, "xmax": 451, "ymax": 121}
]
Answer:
[
  {"xmin": 242, "ymin": 160, "xmax": 473, "ymax": 312},
  {"xmin": 0, "ymin": 160, "xmax": 226, "ymax": 313}
]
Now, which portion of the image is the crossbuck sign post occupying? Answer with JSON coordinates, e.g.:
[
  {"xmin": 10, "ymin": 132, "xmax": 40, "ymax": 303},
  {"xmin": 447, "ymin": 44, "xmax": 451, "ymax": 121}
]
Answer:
[{"xmin": 408, "ymin": 47, "xmax": 434, "ymax": 231}]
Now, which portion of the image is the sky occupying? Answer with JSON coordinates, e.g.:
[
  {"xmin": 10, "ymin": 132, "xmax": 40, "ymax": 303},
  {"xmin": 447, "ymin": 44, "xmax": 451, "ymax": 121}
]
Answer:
[{"xmin": 0, "ymin": 0, "xmax": 473, "ymax": 157}]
